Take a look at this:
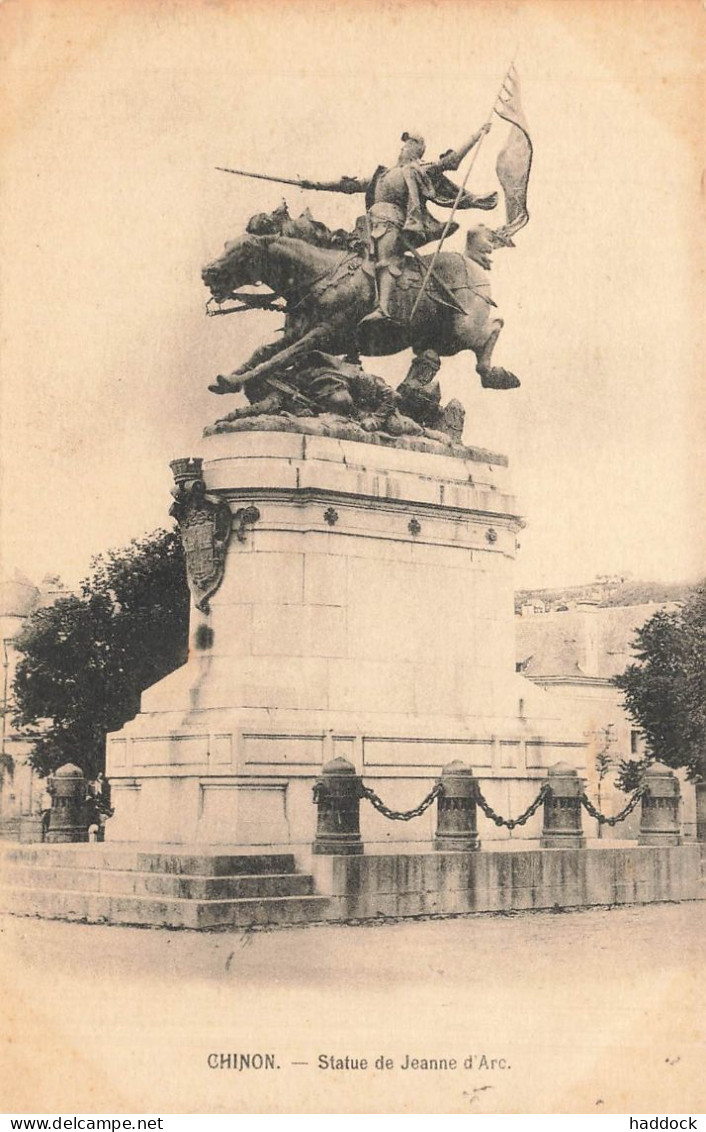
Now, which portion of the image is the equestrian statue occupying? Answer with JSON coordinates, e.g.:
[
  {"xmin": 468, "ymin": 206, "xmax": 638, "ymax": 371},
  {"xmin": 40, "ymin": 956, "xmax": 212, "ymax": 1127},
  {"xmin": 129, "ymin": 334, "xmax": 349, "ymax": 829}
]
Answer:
[{"xmin": 203, "ymin": 64, "xmax": 533, "ymax": 439}]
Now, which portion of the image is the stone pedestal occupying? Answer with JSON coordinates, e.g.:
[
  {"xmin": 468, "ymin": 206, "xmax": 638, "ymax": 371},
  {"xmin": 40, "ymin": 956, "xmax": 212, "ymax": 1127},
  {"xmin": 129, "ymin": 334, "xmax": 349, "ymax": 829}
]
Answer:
[
  {"xmin": 434, "ymin": 761, "xmax": 479, "ymax": 851},
  {"xmin": 46, "ymin": 763, "xmax": 88, "ymax": 844},
  {"xmin": 312, "ymin": 757, "xmax": 364, "ymax": 856},
  {"xmin": 540, "ymin": 762, "xmax": 586, "ymax": 850},
  {"xmin": 106, "ymin": 432, "xmax": 587, "ymax": 846},
  {"xmin": 638, "ymin": 763, "xmax": 682, "ymax": 846}
]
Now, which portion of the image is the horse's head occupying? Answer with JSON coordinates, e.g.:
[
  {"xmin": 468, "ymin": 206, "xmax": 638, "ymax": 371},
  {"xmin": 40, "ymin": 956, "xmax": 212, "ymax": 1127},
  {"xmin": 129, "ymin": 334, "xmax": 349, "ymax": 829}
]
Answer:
[
  {"xmin": 465, "ymin": 225, "xmax": 497, "ymax": 271},
  {"xmin": 201, "ymin": 234, "xmax": 267, "ymax": 303},
  {"xmin": 465, "ymin": 225, "xmax": 516, "ymax": 271}
]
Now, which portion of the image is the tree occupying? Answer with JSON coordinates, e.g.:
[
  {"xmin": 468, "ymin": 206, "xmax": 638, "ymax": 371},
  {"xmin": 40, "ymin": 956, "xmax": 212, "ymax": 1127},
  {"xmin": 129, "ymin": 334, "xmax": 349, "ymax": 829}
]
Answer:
[
  {"xmin": 11, "ymin": 529, "xmax": 190, "ymax": 779},
  {"xmin": 593, "ymin": 723, "xmax": 616, "ymax": 837},
  {"xmin": 615, "ymin": 755, "xmax": 650, "ymax": 795},
  {"xmin": 614, "ymin": 584, "xmax": 706, "ymax": 784}
]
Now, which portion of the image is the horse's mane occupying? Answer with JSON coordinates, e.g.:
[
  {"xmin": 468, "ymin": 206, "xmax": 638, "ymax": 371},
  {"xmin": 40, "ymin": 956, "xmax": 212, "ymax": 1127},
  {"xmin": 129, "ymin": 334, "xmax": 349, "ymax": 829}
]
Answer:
[{"xmin": 257, "ymin": 234, "xmax": 352, "ymax": 265}]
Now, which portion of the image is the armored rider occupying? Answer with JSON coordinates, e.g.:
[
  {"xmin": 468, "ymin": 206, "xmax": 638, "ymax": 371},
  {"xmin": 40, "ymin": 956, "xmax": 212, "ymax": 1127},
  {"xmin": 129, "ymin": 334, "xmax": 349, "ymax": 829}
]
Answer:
[{"xmin": 301, "ymin": 125, "xmax": 497, "ymax": 326}]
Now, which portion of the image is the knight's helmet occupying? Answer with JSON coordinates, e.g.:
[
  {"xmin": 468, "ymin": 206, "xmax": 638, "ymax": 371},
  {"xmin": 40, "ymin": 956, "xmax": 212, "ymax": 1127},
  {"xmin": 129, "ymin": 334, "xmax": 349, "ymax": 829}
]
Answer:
[{"xmin": 400, "ymin": 131, "xmax": 426, "ymax": 157}]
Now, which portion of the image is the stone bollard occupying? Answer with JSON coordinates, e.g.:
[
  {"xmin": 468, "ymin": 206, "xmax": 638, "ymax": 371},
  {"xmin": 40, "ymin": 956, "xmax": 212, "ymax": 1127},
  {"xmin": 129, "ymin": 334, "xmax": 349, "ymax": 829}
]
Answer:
[
  {"xmin": 638, "ymin": 762, "xmax": 681, "ymax": 846},
  {"xmin": 46, "ymin": 763, "xmax": 88, "ymax": 844},
  {"xmin": 434, "ymin": 761, "xmax": 479, "ymax": 851},
  {"xmin": 312, "ymin": 757, "xmax": 364, "ymax": 855},
  {"xmin": 540, "ymin": 762, "xmax": 586, "ymax": 849}
]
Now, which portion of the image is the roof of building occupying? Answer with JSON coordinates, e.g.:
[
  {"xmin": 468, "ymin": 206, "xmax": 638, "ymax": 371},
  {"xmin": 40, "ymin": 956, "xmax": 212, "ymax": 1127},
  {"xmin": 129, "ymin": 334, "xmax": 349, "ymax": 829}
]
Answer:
[
  {"xmin": 516, "ymin": 601, "xmax": 681, "ymax": 680},
  {"xmin": 515, "ymin": 577, "xmax": 696, "ymax": 614},
  {"xmin": 0, "ymin": 572, "xmax": 41, "ymax": 620}
]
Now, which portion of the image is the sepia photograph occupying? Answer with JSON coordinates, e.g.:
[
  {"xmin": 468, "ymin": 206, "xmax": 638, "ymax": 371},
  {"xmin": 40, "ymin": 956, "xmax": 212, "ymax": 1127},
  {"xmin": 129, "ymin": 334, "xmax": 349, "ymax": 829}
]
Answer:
[{"xmin": 1, "ymin": 0, "xmax": 704, "ymax": 1118}]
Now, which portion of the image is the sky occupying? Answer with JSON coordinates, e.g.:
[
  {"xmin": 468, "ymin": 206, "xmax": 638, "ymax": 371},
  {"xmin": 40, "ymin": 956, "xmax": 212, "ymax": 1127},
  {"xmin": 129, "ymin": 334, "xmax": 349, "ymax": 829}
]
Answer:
[{"xmin": 1, "ymin": 0, "xmax": 703, "ymax": 591}]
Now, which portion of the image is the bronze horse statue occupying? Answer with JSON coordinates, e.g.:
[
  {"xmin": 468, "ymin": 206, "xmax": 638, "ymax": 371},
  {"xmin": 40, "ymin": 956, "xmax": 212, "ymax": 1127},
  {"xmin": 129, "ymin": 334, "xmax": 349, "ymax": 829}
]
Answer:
[{"xmin": 202, "ymin": 230, "xmax": 520, "ymax": 394}]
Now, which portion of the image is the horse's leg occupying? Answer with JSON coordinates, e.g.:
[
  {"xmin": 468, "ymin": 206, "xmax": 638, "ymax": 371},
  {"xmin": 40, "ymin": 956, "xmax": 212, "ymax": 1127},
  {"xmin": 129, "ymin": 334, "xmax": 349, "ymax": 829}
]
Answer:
[
  {"xmin": 209, "ymin": 333, "xmax": 299, "ymax": 394},
  {"xmin": 236, "ymin": 341, "xmax": 288, "ymax": 373},
  {"xmin": 474, "ymin": 317, "xmax": 521, "ymax": 390},
  {"xmin": 235, "ymin": 324, "xmax": 334, "ymax": 388}
]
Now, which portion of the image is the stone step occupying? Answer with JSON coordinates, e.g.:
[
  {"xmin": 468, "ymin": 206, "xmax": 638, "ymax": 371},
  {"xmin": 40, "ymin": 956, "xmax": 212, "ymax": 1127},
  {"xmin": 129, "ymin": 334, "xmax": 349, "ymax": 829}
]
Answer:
[
  {"xmin": 193, "ymin": 894, "xmax": 330, "ymax": 929},
  {"xmin": 0, "ymin": 845, "xmax": 297, "ymax": 877},
  {"xmin": 1, "ymin": 863, "xmax": 313, "ymax": 899},
  {"xmin": 0, "ymin": 885, "xmax": 330, "ymax": 929}
]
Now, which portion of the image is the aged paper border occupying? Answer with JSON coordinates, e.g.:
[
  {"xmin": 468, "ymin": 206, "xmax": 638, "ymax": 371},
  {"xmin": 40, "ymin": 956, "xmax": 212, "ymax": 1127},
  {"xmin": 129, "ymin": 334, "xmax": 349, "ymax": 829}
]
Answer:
[{"xmin": 1, "ymin": 0, "xmax": 704, "ymax": 1116}]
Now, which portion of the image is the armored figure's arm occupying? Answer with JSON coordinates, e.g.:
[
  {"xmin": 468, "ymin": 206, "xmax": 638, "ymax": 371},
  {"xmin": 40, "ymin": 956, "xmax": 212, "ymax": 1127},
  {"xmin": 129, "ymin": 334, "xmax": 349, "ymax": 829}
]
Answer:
[
  {"xmin": 433, "ymin": 122, "xmax": 492, "ymax": 172},
  {"xmin": 299, "ymin": 174, "xmax": 371, "ymax": 194}
]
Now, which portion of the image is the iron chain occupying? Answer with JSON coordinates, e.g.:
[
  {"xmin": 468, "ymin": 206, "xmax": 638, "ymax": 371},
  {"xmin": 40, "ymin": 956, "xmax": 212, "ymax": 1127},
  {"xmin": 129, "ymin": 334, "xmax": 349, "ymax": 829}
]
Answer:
[
  {"xmin": 580, "ymin": 787, "xmax": 646, "ymax": 826},
  {"xmin": 360, "ymin": 782, "xmax": 443, "ymax": 822},
  {"xmin": 474, "ymin": 782, "xmax": 551, "ymax": 830}
]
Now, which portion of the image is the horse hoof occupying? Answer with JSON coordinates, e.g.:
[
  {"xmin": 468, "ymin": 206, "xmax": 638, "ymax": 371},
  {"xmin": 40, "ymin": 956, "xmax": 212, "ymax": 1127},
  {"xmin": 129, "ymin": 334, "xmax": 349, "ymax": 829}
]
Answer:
[
  {"xmin": 208, "ymin": 374, "xmax": 237, "ymax": 394},
  {"xmin": 480, "ymin": 367, "xmax": 521, "ymax": 390}
]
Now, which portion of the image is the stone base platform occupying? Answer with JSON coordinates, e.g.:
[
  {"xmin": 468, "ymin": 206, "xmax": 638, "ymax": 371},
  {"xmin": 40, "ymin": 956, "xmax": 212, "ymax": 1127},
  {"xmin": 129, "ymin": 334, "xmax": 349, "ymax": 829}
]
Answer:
[
  {"xmin": 0, "ymin": 842, "xmax": 700, "ymax": 930},
  {"xmin": 312, "ymin": 843, "xmax": 702, "ymax": 921},
  {"xmin": 0, "ymin": 843, "xmax": 330, "ymax": 929}
]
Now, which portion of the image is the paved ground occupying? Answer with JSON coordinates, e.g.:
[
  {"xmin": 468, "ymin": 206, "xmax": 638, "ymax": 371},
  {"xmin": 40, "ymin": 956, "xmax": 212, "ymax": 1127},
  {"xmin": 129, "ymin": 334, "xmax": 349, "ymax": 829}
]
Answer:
[{"xmin": 1, "ymin": 901, "xmax": 704, "ymax": 1115}]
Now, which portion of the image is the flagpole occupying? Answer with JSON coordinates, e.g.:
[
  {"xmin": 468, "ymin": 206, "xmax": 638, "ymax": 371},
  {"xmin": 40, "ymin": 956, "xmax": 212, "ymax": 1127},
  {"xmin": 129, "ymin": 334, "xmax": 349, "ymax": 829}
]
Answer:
[{"xmin": 409, "ymin": 59, "xmax": 516, "ymax": 321}]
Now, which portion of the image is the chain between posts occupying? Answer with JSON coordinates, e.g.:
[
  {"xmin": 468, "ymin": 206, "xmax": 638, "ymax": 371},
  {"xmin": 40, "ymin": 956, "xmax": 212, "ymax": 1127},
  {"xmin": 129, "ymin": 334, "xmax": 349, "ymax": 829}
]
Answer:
[
  {"xmin": 360, "ymin": 782, "xmax": 443, "ymax": 822},
  {"xmin": 474, "ymin": 782, "xmax": 551, "ymax": 830},
  {"xmin": 361, "ymin": 781, "xmax": 550, "ymax": 828},
  {"xmin": 325, "ymin": 776, "xmax": 647, "ymax": 830},
  {"xmin": 579, "ymin": 786, "xmax": 647, "ymax": 826}
]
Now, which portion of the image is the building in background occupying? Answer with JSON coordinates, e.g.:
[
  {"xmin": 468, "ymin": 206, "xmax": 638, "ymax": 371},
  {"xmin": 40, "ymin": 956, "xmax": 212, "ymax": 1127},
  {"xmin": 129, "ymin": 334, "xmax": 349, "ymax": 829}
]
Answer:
[
  {"xmin": 0, "ymin": 572, "xmax": 70, "ymax": 838},
  {"xmin": 515, "ymin": 577, "xmax": 697, "ymax": 839}
]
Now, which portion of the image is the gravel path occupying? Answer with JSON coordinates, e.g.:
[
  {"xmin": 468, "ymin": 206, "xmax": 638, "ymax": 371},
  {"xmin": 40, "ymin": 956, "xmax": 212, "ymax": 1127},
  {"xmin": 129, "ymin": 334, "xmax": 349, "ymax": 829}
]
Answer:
[{"xmin": 2, "ymin": 901, "xmax": 704, "ymax": 1114}]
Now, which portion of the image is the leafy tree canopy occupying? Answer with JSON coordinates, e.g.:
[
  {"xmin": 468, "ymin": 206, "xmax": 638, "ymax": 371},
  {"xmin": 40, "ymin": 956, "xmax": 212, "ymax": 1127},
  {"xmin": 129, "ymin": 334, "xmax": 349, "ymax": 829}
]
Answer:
[
  {"xmin": 12, "ymin": 529, "xmax": 189, "ymax": 778},
  {"xmin": 614, "ymin": 583, "xmax": 706, "ymax": 783}
]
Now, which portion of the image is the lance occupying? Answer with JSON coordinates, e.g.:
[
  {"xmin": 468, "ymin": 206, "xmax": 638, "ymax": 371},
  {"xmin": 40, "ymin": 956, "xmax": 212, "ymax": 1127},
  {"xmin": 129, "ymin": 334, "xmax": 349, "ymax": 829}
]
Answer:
[
  {"xmin": 409, "ymin": 58, "xmax": 516, "ymax": 321},
  {"xmin": 216, "ymin": 166, "xmax": 309, "ymax": 189}
]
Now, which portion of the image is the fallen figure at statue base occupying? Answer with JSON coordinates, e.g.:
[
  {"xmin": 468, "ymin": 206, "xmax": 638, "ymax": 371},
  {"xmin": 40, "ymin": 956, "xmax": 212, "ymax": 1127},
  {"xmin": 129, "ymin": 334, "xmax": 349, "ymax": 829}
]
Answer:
[
  {"xmin": 203, "ymin": 411, "xmax": 475, "ymax": 459},
  {"xmin": 203, "ymin": 350, "xmax": 469, "ymax": 455}
]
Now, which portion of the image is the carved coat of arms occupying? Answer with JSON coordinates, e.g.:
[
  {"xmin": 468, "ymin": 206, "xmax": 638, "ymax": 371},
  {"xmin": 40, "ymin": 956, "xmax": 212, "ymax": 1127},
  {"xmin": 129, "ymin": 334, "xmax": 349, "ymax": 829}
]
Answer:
[{"xmin": 169, "ymin": 459, "xmax": 232, "ymax": 612}]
